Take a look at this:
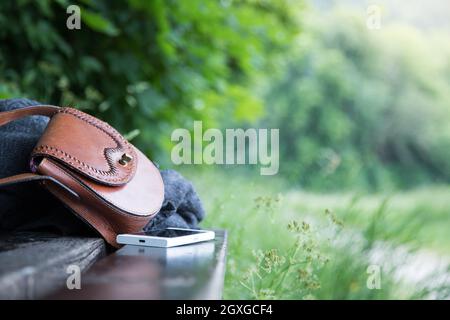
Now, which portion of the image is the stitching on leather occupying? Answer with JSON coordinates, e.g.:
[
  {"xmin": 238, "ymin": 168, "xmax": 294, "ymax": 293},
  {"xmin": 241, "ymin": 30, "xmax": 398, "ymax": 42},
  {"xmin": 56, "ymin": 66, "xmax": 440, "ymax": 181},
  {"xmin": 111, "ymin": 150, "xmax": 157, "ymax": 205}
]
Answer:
[
  {"xmin": 33, "ymin": 108, "xmax": 136, "ymax": 184},
  {"xmin": 34, "ymin": 145, "xmax": 124, "ymax": 182},
  {"xmin": 58, "ymin": 108, "xmax": 134, "ymax": 177}
]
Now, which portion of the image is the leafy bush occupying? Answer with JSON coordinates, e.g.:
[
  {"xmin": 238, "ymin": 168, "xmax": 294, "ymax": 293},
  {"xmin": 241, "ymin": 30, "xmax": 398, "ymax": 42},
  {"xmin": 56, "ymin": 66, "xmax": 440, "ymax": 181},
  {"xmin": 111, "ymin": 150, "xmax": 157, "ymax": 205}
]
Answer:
[
  {"xmin": 263, "ymin": 8, "xmax": 450, "ymax": 190},
  {"xmin": 0, "ymin": 0, "xmax": 298, "ymax": 163},
  {"xmin": 1, "ymin": 1, "xmax": 448, "ymax": 191}
]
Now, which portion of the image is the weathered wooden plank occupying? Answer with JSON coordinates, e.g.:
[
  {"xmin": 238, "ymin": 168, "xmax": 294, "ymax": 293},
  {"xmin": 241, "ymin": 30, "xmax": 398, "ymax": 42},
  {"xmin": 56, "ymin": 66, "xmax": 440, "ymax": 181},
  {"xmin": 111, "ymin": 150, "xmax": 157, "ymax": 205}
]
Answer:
[
  {"xmin": 50, "ymin": 230, "xmax": 228, "ymax": 299},
  {"xmin": 0, "ymin": 232, "xmax": 106, "ymax": 299}
]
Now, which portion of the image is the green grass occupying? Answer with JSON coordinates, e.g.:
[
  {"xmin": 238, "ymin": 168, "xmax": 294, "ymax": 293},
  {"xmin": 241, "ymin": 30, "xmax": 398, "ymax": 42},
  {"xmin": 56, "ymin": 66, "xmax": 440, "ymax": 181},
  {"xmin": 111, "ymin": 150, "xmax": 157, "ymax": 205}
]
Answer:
[
  {"xmin": 284, "ymin": 187, "xmax": 450, "ymax": 253},
  {"xmin": 180, "ymin": 168, "xmax": 450, "ymax": 299}
]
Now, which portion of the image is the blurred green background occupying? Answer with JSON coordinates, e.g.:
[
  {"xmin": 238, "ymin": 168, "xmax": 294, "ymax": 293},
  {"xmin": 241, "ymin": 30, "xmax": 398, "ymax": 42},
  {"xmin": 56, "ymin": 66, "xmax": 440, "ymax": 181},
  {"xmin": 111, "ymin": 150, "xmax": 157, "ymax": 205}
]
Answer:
[{"xmin": 1, "ymin": 0, "xmax": 449, "ymax": 299}]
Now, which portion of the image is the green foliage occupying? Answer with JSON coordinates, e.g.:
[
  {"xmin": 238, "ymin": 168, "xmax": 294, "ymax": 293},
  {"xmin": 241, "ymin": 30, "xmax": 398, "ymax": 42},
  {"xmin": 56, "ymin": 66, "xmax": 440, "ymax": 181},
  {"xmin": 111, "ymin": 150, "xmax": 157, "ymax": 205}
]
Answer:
[
  {"xmin": 0, "ymin": 0, "xmax": 298, "ymax": 163},
  {"xmin": 1, "ymin": 1, "xmax": 447, "ymax": 191},
  {"xmin": 264, "ymin": 8, "xmax": 450, "ymax": 190},
  {"xmin": 240, "ymin": 220, "xmax": 327, "ymax": 299}
]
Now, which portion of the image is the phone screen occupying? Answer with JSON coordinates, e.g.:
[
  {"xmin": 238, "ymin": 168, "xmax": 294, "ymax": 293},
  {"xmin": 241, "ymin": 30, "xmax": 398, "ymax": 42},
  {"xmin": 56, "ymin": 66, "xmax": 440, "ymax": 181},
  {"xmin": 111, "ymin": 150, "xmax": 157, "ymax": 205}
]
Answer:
[{"xmin": 139, "ymin": 228, "xmax": 203, "ymax": 238}]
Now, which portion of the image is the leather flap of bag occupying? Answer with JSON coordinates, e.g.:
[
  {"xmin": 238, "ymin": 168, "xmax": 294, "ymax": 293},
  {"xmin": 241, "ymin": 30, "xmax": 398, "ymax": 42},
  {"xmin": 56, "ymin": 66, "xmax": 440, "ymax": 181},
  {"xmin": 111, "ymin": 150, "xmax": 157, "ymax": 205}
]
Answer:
[{"xmin": 32, "ymin": 108, "xmax": 137, "ymax": 186}]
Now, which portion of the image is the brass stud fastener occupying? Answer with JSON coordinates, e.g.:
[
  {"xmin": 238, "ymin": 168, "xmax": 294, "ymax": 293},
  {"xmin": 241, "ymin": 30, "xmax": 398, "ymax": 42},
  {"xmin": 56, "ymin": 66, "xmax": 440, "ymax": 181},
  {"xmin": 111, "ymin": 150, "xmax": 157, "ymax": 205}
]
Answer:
[{"xmin": 119, "ymin": 153, "xmax": 133, "ymax": 166}]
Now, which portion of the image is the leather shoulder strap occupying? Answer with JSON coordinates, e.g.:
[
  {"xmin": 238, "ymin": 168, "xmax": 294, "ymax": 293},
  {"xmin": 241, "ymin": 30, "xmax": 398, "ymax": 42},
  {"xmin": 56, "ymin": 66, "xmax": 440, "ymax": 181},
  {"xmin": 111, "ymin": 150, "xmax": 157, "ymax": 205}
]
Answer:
[
  {"xmin": 0, "ymin": 105, "xmax": 76, "ymax": 196},
  {"xmin": 0, "ymin": 173, "xmax": 79, "ymax": 198},
  {"xmin": 0, "ymin": 105, "xmax": 60, "ymax": 127}
]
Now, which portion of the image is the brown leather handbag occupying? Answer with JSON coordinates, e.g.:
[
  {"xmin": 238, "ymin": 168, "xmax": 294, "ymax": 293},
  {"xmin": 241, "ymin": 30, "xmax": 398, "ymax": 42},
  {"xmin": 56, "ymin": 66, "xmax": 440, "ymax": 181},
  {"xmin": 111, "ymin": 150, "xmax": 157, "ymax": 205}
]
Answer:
[{"xmin": 0, "ymin": 105, "xmax": 164, "ymax": 247}]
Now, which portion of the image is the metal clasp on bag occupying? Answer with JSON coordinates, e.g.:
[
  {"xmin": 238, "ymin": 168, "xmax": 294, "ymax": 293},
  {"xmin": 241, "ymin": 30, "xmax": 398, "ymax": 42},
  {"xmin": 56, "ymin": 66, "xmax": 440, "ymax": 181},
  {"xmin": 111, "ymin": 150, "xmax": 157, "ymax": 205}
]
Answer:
[{"xmin": 118, "ymin": 153, "xmax": 133, "ymax": 166}]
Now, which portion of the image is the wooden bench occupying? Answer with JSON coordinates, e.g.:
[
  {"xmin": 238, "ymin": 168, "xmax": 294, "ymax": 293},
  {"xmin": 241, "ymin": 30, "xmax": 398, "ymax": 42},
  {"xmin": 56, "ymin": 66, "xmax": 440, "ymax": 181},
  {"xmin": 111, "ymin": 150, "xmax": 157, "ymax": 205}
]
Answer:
[{"xmin": 0, "ymin": 230, "xmax": 227, "ymax": 299}]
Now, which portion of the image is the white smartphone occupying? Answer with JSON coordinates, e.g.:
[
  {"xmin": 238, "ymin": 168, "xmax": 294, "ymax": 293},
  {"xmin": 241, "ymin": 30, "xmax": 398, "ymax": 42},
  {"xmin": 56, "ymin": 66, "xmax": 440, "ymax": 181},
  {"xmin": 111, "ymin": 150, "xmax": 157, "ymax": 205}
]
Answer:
[{"xmin": 116, "ymin": 227, "xmax": 215, "ymax": 248}]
